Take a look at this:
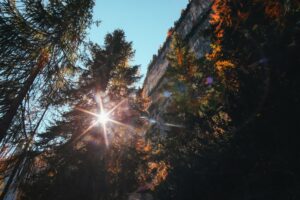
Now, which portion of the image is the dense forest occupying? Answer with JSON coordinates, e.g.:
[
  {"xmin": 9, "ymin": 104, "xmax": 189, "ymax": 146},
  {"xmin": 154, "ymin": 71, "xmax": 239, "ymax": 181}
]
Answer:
[{"xmin": 0, "ymin": 0, "xmax": 299, "ymax": 200}]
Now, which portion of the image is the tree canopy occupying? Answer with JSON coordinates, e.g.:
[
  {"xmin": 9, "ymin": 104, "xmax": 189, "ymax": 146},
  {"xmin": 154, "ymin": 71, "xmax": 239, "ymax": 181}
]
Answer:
[{"xmin": 1, "ymin": 0, "xmax": 300, "ymax": 200}]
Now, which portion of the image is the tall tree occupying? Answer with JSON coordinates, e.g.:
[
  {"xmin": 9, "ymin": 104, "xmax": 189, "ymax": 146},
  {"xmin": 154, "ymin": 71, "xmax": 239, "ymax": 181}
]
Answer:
[
  {"xmin": 0, "ymin": 0, "xmax": 94, "ymax": 143},
  {"xmin": 17, "ymin": 30, "xmax": 145, "ymax": 200}
]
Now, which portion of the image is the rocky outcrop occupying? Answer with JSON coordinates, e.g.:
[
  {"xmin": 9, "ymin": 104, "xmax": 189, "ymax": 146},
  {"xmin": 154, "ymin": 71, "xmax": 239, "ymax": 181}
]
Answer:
[
  {"xmin": 143, "ymin": 0, "xmax": 212, "ymax": 99},
  {"xmin": 142, "ymin": 0, "xmax": 213, "ymax": 125}
]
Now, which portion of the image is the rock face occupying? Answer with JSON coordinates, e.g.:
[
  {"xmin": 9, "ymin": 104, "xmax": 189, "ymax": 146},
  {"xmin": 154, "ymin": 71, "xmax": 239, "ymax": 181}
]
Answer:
[{"xmin": 142, "ymin": 0, "xmax": 212, "ymax": 116}]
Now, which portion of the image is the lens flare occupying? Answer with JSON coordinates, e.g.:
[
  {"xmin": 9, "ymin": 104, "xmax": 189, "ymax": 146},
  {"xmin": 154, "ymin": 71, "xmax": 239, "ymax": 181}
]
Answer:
[
  {"xmin": 74, "ymin": 94, "xmax": 131, "ymax": 147},
  {"xmin": 97, "ymin": 112, "xmax": 109, "ymax": 124}
]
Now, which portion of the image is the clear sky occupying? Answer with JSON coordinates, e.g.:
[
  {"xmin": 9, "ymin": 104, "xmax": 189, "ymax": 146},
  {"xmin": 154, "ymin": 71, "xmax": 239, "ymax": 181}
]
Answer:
[{"xmin": 87, "ymin": 0, "xmax": 189, "ymax": 86}]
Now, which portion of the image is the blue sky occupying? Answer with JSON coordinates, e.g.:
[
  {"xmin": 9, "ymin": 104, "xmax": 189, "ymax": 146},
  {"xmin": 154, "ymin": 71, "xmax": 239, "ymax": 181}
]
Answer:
[{"xmin": 87, "ymin": 0, "xmax": 189, "ymax": 86}]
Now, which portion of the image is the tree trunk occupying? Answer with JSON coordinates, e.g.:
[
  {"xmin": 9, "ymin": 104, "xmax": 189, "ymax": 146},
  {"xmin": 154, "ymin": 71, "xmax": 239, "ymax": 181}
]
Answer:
[
  {"xmin": 0, "ymin": 64, "xmax": 44, "ymax": 143},
  {"xmin": 0, "ymin": 105, "xmax": 49, "ymax": 200},
  {"xmin": 0, "ymin": 152, "xmax": 25, "ymax": 200}
]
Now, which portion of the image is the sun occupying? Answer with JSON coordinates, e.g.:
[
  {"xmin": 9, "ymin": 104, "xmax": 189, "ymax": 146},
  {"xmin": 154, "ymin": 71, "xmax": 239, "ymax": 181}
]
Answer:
[
  {"xmin": 74, "ymin": 94, "xmax": 132, "ymax": 147},
  {"xmin": 97, "ymin": 112, "xmax": 109, "ymax": 124}
]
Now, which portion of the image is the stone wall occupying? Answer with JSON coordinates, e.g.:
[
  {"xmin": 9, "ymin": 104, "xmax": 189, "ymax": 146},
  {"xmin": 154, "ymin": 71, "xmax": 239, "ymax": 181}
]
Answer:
[
  {"xmin": 143, "ymin": 0, "xmax": 212, "ymax": 99},
  {"xmin": 141, "ymin": 0, "xmax": 214, "ymax": 135}
]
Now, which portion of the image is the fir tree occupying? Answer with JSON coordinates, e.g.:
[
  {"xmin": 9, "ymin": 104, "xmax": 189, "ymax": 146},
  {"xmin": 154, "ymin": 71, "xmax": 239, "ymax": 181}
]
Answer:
[
  {"xmin": 17, "ymin": 30, "xmax": 143, "ymax": 200},
  {"xmin": 0, "ymin": 0, "xmax": 94, "ymax": 144},
  {"xmin": 0, "ymin": 1, "xmax": 94, "ymax": 198}
]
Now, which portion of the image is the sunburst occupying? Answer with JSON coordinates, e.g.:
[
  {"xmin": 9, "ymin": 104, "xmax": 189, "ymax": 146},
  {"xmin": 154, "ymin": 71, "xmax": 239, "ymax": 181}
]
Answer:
[{"xmin": 74, "ymin": 94, "xmax": 131, "ymax": 147}]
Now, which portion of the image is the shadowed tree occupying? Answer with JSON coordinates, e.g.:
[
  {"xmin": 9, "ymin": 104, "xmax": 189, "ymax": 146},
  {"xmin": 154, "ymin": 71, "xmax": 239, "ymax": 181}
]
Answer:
[
  {"xmin": 17, "ymin": 30, "xmax": 143, "ymax": 200},
  {"xmin": 0, "ymin": 0, "xmax": 94, "ymax": 144}
]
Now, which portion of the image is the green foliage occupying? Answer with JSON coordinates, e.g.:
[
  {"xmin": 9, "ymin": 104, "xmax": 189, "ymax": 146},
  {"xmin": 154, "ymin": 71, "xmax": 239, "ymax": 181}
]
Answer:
[
  {"xmin": 164, "ymin": 33, "xmax": 228, "ymax": 127},
  {"xmin": 17, "ymin": 30, "xmax": 144, "ymax": 200},
  {"xmin": 0, "ymin": 0, "xmax": 95, "ymax": 143},
  {"xmin": 0, "ymin": 1, "xmax": 94, "ymax": 199},
  {"xmin": 148, "ymin": 1, "xmax": 300, "ymax": 200},
  {"xmin": 1, "ymin": 1, "xmax": 300, "ymax": 200}
]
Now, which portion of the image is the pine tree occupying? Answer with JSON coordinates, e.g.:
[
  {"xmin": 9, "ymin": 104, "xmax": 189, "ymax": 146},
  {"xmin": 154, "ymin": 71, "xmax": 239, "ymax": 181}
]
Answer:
[
  {"xmin": 0, "ymin": 0, "xmax": 94, "ymax": 144},
  {"xmin": 0, "ymin": 1, "xmax": 94, "ymax": 199},
  {"xmin": 17, "ymin": 30, "xmax": 143, "ymax": 200}
]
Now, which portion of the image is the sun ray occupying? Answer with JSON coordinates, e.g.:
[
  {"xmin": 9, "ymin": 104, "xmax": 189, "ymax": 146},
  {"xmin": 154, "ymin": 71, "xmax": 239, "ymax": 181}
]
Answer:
[
  {"xmin": 75, "ymin": 96, "xmax": 133, "ymax": 147},
  {"xmin": 164, "ymin": 123, "xmax": 184, "ymax": 128},
  {"xmin": 107, "ymin": 99, "xmax": 127, "ymax": 115},
  {"xmin": 96, "ymin": 93, "xmax": 104, "ymax": 114},
  {"xmin": 107, "ymin": 118, "xmax": 134, "ymax": 130},
  {"xmin": 102, "ymin": 121, "xmax": 109, "ymax": 147},
  {"xmin": 75, "ymin": 107, "xmax": 99, "ymax": 118},
  {"xmin": 73, "ymin": 120, "xmax": 99, "ymax": 144}
]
